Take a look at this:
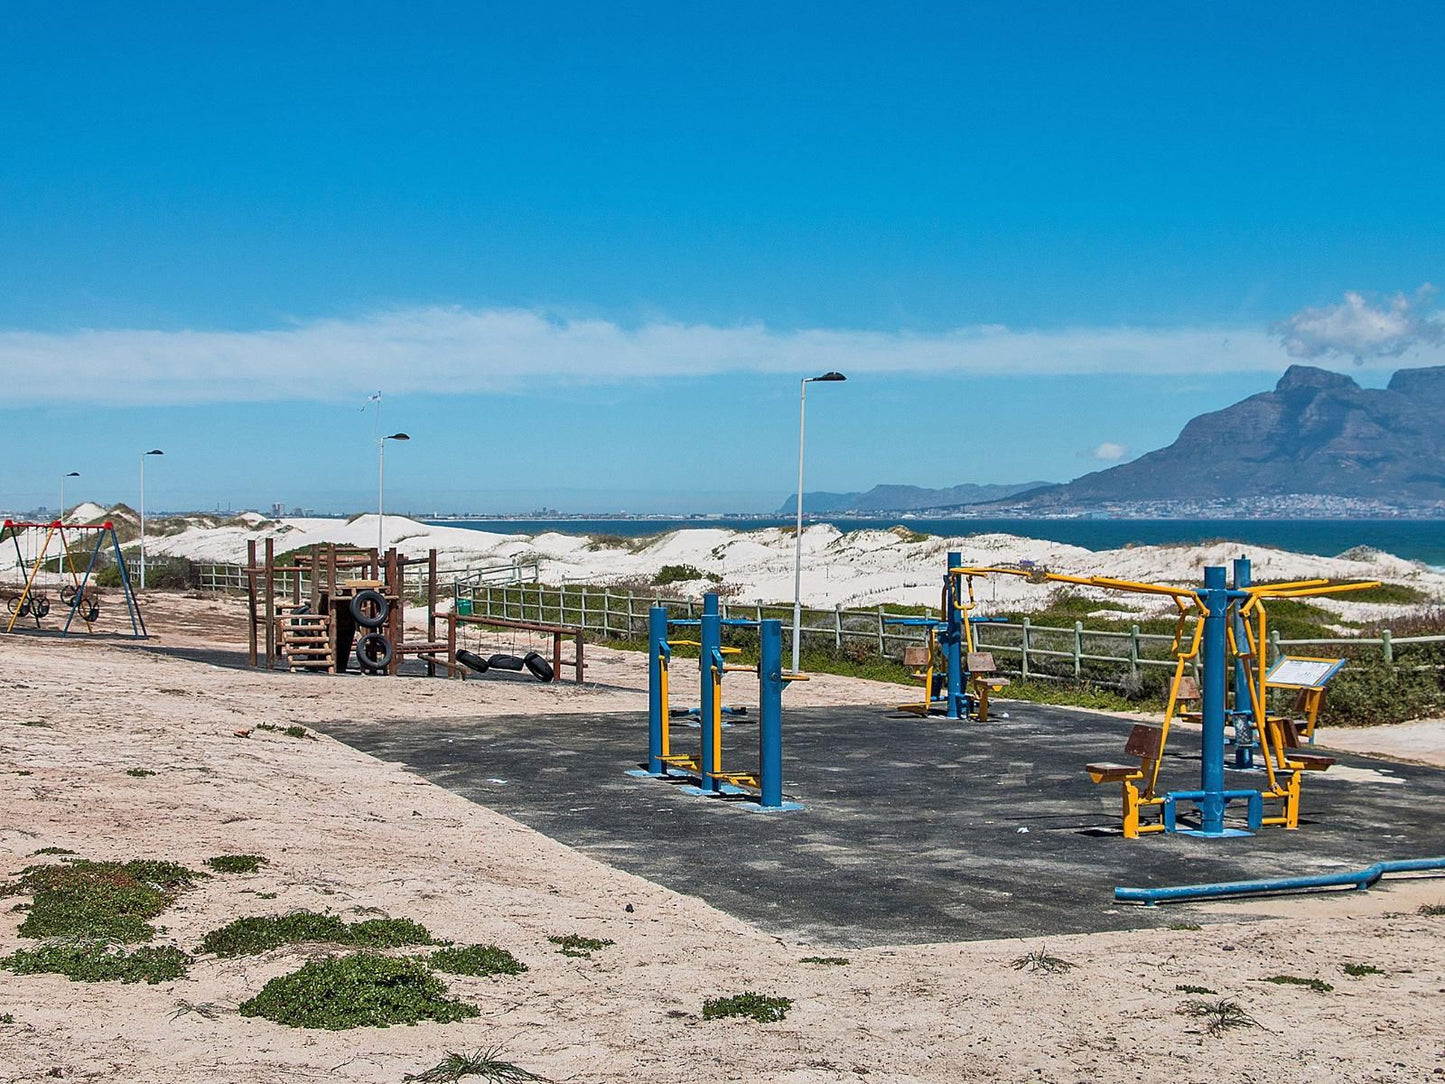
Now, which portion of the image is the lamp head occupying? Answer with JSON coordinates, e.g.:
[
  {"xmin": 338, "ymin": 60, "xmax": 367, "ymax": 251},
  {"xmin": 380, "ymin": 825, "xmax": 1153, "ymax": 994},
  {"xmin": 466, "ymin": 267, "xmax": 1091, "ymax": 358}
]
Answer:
[
  {"xmin": 384, "ymin": 432, "xmax": 410, "ymax": 442},
  {"xmin": 64, "ymin": 471, "xmax": 80, "ymax": 478},
  {"xmin": 807, "ymin": 371, "xmax": 847, "ymax": 383},
  {"xmin": 145, "ymin": 449, "xmax": 164, "ymax": 456}
]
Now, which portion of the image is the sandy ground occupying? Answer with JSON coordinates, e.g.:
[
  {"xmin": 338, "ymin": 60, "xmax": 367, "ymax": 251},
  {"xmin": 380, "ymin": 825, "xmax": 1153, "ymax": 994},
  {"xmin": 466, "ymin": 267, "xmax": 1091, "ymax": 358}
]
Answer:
[{"xmin": 2, "ymin": 594, "xmax": 1444, "ymax": 1084}]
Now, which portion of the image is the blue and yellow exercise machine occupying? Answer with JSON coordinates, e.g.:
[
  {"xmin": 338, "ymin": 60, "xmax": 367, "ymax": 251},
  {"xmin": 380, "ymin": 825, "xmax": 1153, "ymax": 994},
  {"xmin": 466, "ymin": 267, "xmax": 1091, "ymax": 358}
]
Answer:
[
  {"xmin": 950, "ymin": 559, "xmax": 1377, "ymax": 839},
  {"xmin": 886, "ymin": 549, "xmax": 1010, "ymax": 719},
  {"xmin": 631, "ymin": 592, "xmax": 804, "ymax": 810}
]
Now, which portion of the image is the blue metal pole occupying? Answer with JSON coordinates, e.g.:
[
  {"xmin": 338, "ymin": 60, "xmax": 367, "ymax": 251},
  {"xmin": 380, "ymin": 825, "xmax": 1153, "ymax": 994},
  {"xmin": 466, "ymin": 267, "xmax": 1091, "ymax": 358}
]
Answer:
[
  {"xmin": 1116, "ymin": 856, "xmax": 1445, "ymax": 905},
  {"xmin": 699, "ymin": 592, "xmax": 721, "ymax": 793},
  {"xmin": 944, "ymin": 550, "xmax": 963, "ymax": 718},
  {"xmin": 759, "ymin": 618, "xmax": 784, "ymax": 808},
  {"xmin": 1199, "ymin": 565, "xmax": 1229, "ymax": 835},
  {"xmin": 647, "ymin": 605, "xmax": 667, "ymax": 774},
  {"xmin": 1231, "ymin": 555, "xmax": 1254, "ymax": 769}
]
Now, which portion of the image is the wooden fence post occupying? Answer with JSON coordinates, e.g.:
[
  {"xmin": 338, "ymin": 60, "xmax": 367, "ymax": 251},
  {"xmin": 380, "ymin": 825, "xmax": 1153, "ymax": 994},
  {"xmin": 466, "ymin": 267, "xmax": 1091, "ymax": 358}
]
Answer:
[
  {"xmin": 1073, "ymin": 621, "xmax": 1083, "ymax": 678},
  {"xmin": 876, "ymin": 606, "xmax": 886, "ymax": 653},
  {"xmin": 1381, "ymin": 629, "xmax": 1394, "ymax": 667},
  {"xmin": 1020, "ymin": 617, "xmax": 1030, "ymax": 681},
  {"xmin": 1129, "ymin": 623, "xmax": 1140, "ymax": 677},
  {"xmin": 834, "ymin": 603, "xmax": 843, "ymax": 649}
]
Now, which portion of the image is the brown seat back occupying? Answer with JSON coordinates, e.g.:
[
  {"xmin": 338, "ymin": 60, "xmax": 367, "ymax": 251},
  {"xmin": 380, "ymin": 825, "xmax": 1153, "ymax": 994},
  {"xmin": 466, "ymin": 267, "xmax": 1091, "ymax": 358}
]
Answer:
[
  {"xmin": 902, "ymin": 646, "xmax": 931, "ymax": 667},
  {"xmin": 1123, "ymin": 724, "xmax": 1164, "ymax": 763},
  {"xmin": 966, "ymin": 652, "xmax": 997, "ymax": 674},
  {"xmin": 1176, "ymin": 676, "xmax": 1201, "ymax": 700},
  {"xmin": 1275, "ymin": 717, "xmax": 1305, "ymax": 749}
]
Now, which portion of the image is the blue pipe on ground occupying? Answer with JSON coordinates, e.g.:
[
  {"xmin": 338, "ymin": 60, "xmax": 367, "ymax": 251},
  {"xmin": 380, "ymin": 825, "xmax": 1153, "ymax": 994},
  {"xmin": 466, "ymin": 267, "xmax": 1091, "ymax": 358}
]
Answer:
[{"xmin": 1115, "ymin": 857, "xmax": 1445, "ymax": 905}]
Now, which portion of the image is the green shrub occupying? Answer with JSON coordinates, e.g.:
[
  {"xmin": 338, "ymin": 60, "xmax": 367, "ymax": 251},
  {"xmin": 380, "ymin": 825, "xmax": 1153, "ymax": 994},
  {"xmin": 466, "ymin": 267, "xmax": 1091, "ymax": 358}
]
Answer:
[
  {"xmin": 547, "ymin": 934, "xmax": 612, "ymax": 959},
  {"xmin": 206, "ymin": 854, "xmax": 268, "ymax": 874},
  {"xmin": 2, "ymin": 940, "xmax": 190, "ymax": 984},
  {"xmin": 701, "ymin": 991, "xmax": 792, "ymax": 1023},
  {"xmin": 198, "ymin": 911, "xmax": 434, "ymax": 957},
  {"xmin": 429, "ymin": 944, "xmax": 527, "ymax": 976},
  {"xmin": 653, "ymin": 564, "xmax": 706, "ymax": 586},
  {"xmin": 5, "ymin": 859, "xmax": 203, "ymax": 943},
  {"xmin": 239, "ymin": 953, "xmax": 479, "ymax": 1030}
]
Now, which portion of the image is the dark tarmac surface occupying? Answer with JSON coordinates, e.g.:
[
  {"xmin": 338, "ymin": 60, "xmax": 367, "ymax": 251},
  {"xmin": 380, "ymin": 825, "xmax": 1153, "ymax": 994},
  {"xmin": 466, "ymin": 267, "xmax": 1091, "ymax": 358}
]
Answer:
[{"xmin": 317, "ymin": 703, "xmax": 1445, "ymax": 947}]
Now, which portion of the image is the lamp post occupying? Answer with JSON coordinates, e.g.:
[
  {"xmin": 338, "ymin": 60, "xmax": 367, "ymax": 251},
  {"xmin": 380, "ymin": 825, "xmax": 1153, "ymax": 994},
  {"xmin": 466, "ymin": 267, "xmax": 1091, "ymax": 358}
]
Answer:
[
  {"xmin": 59, "ymin": 472, "xmax": 79, "ymax": 524},
  {"xmin": 791, "ymin": 371, "xmax": 846, "ymax": 673},
  {"xmin": 378, "ymin": 433, "xmax": 410, "ymax": 553},
  {"xmin": 139, "ymin": 450, "xmax": 163, "ymax": 589}
]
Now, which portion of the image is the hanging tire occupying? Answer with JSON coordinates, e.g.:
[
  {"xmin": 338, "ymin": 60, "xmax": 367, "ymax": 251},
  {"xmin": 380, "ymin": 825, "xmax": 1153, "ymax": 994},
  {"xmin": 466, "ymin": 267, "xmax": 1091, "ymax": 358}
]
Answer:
[
  {"xmin": 523, "ymin": 651, "xmax": 555, "ymax": 683},
  {"xmin": 81, "ymin": 598, "xmax": 100, "ymax": 623},
  {"xmin": 356, "ymin": 632, "xmax": 393, "ymax": 672},
  {"xmin": 487, "ymin": 653, "xmax": 525, "ymax": 672},
  {"xmin": 33, "ymin": 596, "xmax": 50, "ymax": 619},
  {"xmin": 349, "ymin": 589, "xmax": 389, "ymax": 629},
  {"xmin": 59, "ymin": 584, "xmax": 77, "ymax": 604},
  {"xmin": 456, "ymin": 649, "xmax": 490, "ymax": 674}
]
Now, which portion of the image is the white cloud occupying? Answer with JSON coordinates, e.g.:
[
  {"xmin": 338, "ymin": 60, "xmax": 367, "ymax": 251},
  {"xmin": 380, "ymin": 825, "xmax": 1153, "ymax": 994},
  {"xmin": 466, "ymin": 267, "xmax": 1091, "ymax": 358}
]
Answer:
[
  {"xmin": 3, "ymin": 304, "xmax": 1444, "ymax": 407},
  {"xmin": 1275, "ymin": 285, "xmax": 1444, "ymax": 362},
  {"xmin": 1086, "ymin": 442, "xmax": 1130, "ymax": 462}
]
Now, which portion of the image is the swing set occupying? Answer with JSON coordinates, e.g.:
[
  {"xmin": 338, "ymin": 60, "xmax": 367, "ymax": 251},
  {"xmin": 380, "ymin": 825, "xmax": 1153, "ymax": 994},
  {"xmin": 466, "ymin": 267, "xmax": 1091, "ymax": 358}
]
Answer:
[{"xmin": 0, "ymin": 520, "xmax": 146, "ymax": 638}]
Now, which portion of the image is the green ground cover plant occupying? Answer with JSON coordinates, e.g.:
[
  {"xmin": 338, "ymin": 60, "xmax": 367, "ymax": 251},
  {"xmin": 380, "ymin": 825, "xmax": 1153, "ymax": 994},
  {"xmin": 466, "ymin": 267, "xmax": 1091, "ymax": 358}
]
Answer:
[
  {"xmin": 546, "ymin": 934, "xmax": 612, "ymax": 959},
  {"xmin": 239, "ymin": 953, "xmax": 479, "ymax": 1030},
  {"xmin": 429, "ymin": 944, "xmax": 527, "ymax": 976},
  {"xmin": 1, "ymin": 940, "xmax": 190, "ymax": 984},
  {"xmin": 125, "ymin": 768, "xmax": 156, "ymax": 778},
  {"xmin": 3, "ymin": 859, "xmax": 203, "ymax": 942},
  {"xmin": 1343, "ymin": 963, "xmax": 1384, "ymax": 977},
  {"xmin": 701, "ymin": 992, "xmax": 792, "ymax": 1023},
  {"xmin": 800, "ymin": 955, "xmax": 850, "ymax": 965},
  {"xmin": 1174, "ymin": 984, "xmax": 1216, "ymax": 995},
  {"xmin": 198, "ymin": 911, "xmax": 435, "ymax": 957},
  {"xmin": 1263, "ymin": 974, "xmax": 1333, "ymax": 993},
  {"xmin": 206, "ymin": 854, "xmax": 268, "ymax": 874},
  {"xmin": 256, "ymin": 724, "xmax": 312, "ymax": 739}
]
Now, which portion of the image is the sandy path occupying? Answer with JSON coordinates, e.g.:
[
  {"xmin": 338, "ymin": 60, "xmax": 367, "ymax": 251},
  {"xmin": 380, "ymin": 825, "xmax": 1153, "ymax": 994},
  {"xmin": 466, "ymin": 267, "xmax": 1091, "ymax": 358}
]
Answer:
[{"xmin": 2, "ymin": 595, "xmax": 1444, "ymax": 1083}]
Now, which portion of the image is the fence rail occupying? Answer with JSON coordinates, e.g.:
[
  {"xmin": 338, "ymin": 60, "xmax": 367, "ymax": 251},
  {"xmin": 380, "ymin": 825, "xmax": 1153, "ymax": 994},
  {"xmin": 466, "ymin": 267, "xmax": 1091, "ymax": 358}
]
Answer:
[
  {"xmin": 136, "ymin": 557, "xmax": 541, "ymax": 596},
  {"xmin": 455, "ymin": 582, "xmax": 1445, "ymax": 686}
]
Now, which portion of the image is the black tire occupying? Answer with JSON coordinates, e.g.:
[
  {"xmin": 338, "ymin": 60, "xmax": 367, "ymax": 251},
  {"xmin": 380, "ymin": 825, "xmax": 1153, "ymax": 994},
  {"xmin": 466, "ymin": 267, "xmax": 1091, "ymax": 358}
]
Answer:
[
  {"xmin": 81, "ymin": 598, "xmax": 100, "ymax": 623},
  {"xmin": 456, "ymin": 649, "xmax": 490, "ymax": 674},
  {"xmin": 6, "ymin": 597, "xmax": 22, "ymax": 615},
  {"xmin": 33, "ymin": 596, "xmax": 50, "ymax": 619},
  {"xmin": 349, "ymin": 589, "xmax": 389, "ymax": 629},
  {"xmin": 523, "ymin": 651, "xmax": 555, "ymax": 683},
  {"xmin": 59, "ymin": 584, "xmax": 77, "ymax": 604},
  {"xmin": 356, "ymin": 632, "xmax": 394, "ymax": 672},
  {"xmin": 487, "ymin": 653, "xmax": 525, "ymax": 672}
]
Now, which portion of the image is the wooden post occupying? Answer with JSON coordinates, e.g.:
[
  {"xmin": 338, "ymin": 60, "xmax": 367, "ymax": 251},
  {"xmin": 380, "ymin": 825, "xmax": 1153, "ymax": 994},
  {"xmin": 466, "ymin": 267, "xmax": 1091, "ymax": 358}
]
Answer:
[
  {"xmin": 263, "ymin": 537, "xmax": 275, "ymax": 669},
  {"xmin": 1381, "ymin": 628, "xmax": 1394, "ymax": 667},
  {"xmin": 834, "ymin": 603, "xmax": 844, "ymax": 649},
  {"xmin": 575, "ymin": 628, "xmax": 584, "ymax": 684},
  {"xmin": 552, "ymin": 629, "xmax": 562, "ymax": 682},
  {"xmin": 876, "ymin": 606, "xmax": 886, "ymax": 653},
  {"xmin": 1073, "ymin": 620, "xmax": 1083, "ymax": 679},
  {"xmin": 626, "ymin": 591, "xmax": 636, "ymax": 637},
  {"xmin": 308, "ymin": 544, "xmax": 319, "ymax": 612},
  {"xmin": 580, "ymin": 587, "xmax": 588, "ymax": 632},
  {"xmin": 387, "ymin": 547, "xmax": 402, "ymax": 676},
  {"xmin": 426, "ymin": 549, "xmax": 438, "ymax": 677},
  {"xmin": 246, "ymin": 539, "xmax": 258, "ymax": 667},
  {"xmin": 1020, "ymin": 617, "xmax": 1031, "ymax": 681},
  {"xmin": 447, "ymin": 611, "xmax": 459, "ymax": 680},
  {"xmin": 1129, "ymin": 623, "xmax": 1140, "ymax": 677}
]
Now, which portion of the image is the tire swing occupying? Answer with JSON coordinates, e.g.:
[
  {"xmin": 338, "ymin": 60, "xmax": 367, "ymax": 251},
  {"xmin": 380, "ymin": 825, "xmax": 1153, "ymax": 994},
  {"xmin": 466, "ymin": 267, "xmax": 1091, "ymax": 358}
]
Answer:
[
  {"xmin": 349, "ymin": 589, "xmax": 389, "ymax": 629},
  {"xmin": 523, "ymin": 651, "xmax": 555, "ymax": 683},
  {"xmin": 356, "ymin": 632, "xmax": 394, "ymax": 674},
  {"xmin": 456, "ymin": 649, "xmax": 490, "ymax": 674}
]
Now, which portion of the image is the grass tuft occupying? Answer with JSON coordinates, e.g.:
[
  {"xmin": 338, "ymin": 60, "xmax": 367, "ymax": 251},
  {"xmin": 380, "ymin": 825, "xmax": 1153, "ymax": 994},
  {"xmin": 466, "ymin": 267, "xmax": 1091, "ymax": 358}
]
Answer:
[
  {"xmin": 1178, "ymin": 997, "xmax": 1259, "ymax": 1034},
  {"xmin": 1011, "ymin": 947, "xmax": 1076, "ymax": 974},
  {"xmin": 2, "ymin": 940, "xmax": 190, "ymax": 984},
  {"xmin": 1174, "ymin": 984, "xmax": 1216, "ymax": 995},
  {"xmin": 405, "ymin": 1046, "xmax": 548, "ymax": 1083},
  {"xmin": 30, "ymin": 848, "xmax": 74, "ymax": 857},
  {"xmin": 206, "ymin": 854, "xmax": 269, "ymax": 875},
  {"xmin": 800, "ymin": 956, "xmax": 850, "ymax": 966},
  {"xmin": 125, "ymin": 768, "xmax": 156, "ymax": 778},
  {"xmin": 1343, "ymin": 963, "xmax": 1385, "ymax": 977},
  {"xmin": 546, "ymin": 934, "xmax": 613, "ymax": 959},
  {"xmin": 1167, "ymin": 922, "xmax": 1203, "ymax": 931},
  {"xmin": 197, "ymin": 911, "xmax": 435, "ymax": 957},
  {"xmin": 1263, "ymin": 974, "xmax": 1333, "ymax": 993},
  {"xmin": 701, "ymin": 992, "xmax": 792, "ymax": 1023},
  {"xmin": 256, "ymin": 724, "xmax": 312, "ymax": 739},
  {"xmin": 238, "ymin": 953, "xmax": 479, "ymax": 1030},
  {"xmin": 4, "ymin": 859, "xmax": 203, "ymax": 943},
  {"xmin": 1418, "ymin": 902, "xmax": 1445, "ymax": 916},
  {"xmin": 429, "ymin": 944, "xmax": 528, "ymax": 977}
]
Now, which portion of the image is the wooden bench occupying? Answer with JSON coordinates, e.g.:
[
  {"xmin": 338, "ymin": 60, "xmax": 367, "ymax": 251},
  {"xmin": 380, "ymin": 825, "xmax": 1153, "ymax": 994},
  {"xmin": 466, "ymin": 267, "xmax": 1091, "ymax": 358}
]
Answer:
[
  {"xmin": 1271, "ymin": 717, "xmax": 1334, "ymax": 771},
  {"xmin": 967, "ymin": 652, "xmax": 1010, "ymax": 722},
  {"xmin": 1086, "ymin": 724, "xmax": 1165, "ymax": 838}
]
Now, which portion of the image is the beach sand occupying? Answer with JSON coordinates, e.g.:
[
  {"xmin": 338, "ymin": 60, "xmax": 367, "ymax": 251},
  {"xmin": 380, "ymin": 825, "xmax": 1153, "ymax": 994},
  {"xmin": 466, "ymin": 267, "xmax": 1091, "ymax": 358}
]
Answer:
[{"xmin": 2, "ymin": 593, "xmax": 1443, "ymax": 1083}]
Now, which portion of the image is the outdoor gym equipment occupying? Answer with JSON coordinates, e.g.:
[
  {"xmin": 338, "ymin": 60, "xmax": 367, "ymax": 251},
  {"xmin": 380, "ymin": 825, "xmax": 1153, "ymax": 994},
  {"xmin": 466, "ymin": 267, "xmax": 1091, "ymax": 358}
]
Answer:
[
  {"xmin": 884, "ymin": 549, "xmax": 1010, "ymax": 719},
  {"xmin": 0, "ymin": 520, "xmax": 146, "ymax": 639},
  {"xmin": 632, "ymin": 592, "xmax": 804, "ymax": 810},
  {"xmin": 950, "ymin": 558, "xmax": 1377, "ymax": 839}
]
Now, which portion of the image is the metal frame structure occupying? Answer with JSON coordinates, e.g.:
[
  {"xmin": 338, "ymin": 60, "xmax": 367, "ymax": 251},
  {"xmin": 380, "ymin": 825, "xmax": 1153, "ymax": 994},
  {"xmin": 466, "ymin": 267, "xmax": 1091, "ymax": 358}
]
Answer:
[
  {"xmin": 635, "ymin": 592, "xmax": 804, "ymax": 811},
  {"xmin": 0, "ymin": 520, "xmax": 146, "ymax": 638}
]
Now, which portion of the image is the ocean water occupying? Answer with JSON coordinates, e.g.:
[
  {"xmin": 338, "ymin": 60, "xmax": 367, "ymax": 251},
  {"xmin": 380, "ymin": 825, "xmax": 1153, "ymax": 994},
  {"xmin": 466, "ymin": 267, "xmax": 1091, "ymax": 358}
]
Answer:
[{"xmin": 428, "ymin": 517, "xmax": 1445, "ymax": 567}]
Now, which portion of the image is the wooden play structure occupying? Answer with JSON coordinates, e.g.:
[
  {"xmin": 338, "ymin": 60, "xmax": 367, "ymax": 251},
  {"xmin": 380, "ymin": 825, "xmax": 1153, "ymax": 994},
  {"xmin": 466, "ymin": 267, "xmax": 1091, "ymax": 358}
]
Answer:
[{"xmin": 244, "ymin": 540, "xmax": 449, "ymax": 675}]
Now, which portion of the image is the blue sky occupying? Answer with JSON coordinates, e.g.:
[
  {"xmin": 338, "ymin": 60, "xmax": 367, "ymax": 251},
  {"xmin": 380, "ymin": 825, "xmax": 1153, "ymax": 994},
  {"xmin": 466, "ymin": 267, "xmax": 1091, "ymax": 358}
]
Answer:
[{"xmin": 2, "ymin": 2, "xmax": 1442, "ymax": 513}]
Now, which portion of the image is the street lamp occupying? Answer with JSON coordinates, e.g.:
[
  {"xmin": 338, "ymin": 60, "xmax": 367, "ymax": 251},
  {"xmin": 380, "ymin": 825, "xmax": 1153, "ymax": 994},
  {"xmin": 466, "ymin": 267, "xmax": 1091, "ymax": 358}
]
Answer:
[
  {"xmin": 791, "ymin": 371, "xmax": 846, "ymax": 673},
  {"xmin": 378, "ymin": 433, "xmax": 410, "ymax": 553},
  {"xmin": 59, "ymin": 472, "xmax": 79, "ymax": 524},
  {"xmin": 139, "ymin": 450, "xmax": 164, "ymax": 590}
]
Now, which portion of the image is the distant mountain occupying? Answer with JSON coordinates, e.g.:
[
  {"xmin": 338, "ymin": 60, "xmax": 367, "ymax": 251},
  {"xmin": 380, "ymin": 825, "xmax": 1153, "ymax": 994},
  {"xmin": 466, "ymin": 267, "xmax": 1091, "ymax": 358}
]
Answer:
[
  {"xmin": 779, "ymin": 481, "xmax": 1052, "ymax": 515},
  {"xmin": 1012, "ymin": 364, "xmax": 1445, "ymax": 508}
]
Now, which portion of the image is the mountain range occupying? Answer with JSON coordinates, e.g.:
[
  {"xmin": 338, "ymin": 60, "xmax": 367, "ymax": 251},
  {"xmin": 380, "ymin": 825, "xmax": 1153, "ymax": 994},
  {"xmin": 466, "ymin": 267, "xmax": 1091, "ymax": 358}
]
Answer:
[{"xmin": 784, "ymin": 364, "xmax": 1445, "ymax": 515}]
